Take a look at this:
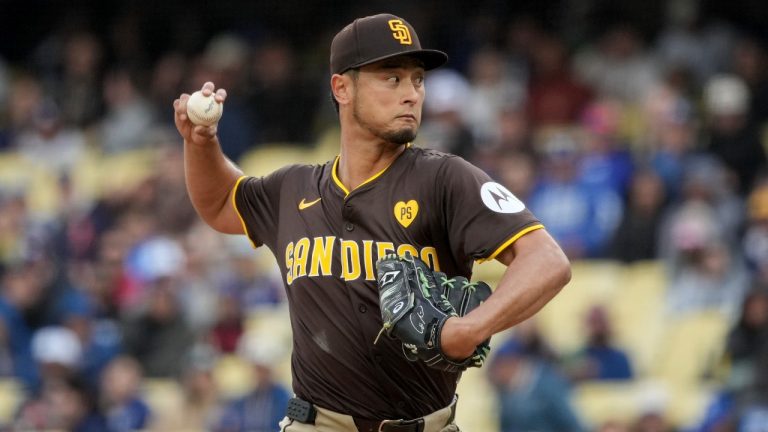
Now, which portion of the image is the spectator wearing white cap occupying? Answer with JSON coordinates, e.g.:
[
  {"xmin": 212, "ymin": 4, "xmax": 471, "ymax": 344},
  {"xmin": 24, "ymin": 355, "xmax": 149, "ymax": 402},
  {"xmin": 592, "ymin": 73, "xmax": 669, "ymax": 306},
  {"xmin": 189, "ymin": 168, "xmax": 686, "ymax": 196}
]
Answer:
[
  {"xmin": 417, "ymin": 69, "xmax": 475, "ymax": 158},
  {"xmin": 31, "ymin": 326, "xmax": 83, "ymax": 381},
  {"xmin": 703, "ymin": 74, "xmax": 767, "ymax": 195}
]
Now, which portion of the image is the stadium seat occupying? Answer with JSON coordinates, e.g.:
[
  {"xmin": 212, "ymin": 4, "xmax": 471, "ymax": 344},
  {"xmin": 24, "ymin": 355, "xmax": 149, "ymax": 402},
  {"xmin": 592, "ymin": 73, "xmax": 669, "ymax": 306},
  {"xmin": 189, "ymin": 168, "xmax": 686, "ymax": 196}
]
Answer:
[
  {"xmin": 70, "ymin": 148, "xmax": 157, "ymax": 204},
  {"xmin": 238, "ymin": 144, "xmax": 322, "ymax": 177},
  {"xmin": 212, "ymin": 354, "xmax": 254, "ymax": 399},
  {"xmin": 455, "ymin": 367, "xmax": 498, "ymax": 432},
  {"xmin": 609, "ymin": 261, "xmax": 667, "ymax": 376},
  {"xmin": 244, "ymin": 306, "xmax": 293, "ymax": 385},
  {"xmin": 572, "ymin": 380, "xmax": 646, "ymax": 427},
  {"xmin": 664, "ymin": 382, "xmax": 719, "ymax": 429},
  {"xmin": 0, "ymin": 378, "xmax": 22, "ymax": 425},
  {"xmin": 536, "ymin": 261, "xmax": 625, "ymax": 354},
  {"xmin": 0, "ymin": 152, "xmax": 58, "ymax": 215},
  {"xmin": 0, "ymin": 152, "xmax": 33, "ymax": 188},
  {"xmin": 142, "ymin": 378, "xmax": 184, "ymax": 421},
  {"xmin": 573, "ymin": 378, "xmax": 716, "ymax": 430},
  {"xmin": 650, "ymin": 310, "xmax": 730, "ymax": 385}
]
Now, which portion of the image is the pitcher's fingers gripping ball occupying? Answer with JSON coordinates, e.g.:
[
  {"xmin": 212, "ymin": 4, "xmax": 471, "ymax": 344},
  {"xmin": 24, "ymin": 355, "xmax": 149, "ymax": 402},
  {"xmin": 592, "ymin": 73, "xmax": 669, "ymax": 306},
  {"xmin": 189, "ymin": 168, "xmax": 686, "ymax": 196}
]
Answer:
[
  {"xmin": 186, "ymin": 90, "xmax": 224, "ymax": 126},
  {"xmin": 374, "ymin": 253, "xmax": 492, "ymax": 372}
]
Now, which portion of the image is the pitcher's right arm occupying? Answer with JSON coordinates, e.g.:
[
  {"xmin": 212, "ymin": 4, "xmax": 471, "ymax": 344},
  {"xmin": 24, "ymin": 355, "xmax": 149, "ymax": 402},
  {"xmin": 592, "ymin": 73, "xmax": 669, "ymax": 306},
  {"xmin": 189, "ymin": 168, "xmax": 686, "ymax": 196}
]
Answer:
[{"xmin": 174, "ymin": 81, "xmax": 243, "ymax": 234}]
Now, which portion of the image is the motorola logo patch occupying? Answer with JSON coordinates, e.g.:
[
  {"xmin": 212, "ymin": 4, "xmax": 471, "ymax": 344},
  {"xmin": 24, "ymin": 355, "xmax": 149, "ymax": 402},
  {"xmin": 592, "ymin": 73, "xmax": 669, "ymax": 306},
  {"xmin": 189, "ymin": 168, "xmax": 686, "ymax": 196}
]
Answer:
[{"xmin": 480, "ymin": 182, "xmax": 525, "ymax": 214}]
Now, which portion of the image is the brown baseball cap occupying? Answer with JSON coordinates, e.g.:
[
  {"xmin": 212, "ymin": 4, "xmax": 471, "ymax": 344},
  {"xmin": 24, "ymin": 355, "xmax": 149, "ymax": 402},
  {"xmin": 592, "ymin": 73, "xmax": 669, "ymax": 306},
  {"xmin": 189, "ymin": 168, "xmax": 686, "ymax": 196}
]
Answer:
[{"xmin": 330, "ymin": 13, "xmax": 448, "ymax": 75}]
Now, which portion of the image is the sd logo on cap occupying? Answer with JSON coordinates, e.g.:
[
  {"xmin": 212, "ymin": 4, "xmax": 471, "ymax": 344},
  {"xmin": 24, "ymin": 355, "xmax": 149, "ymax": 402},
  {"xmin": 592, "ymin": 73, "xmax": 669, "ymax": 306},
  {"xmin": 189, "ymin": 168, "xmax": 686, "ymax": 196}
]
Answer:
[{"xmin": 329, "ymin": 13, "xmax": 448, "ymax": 75}]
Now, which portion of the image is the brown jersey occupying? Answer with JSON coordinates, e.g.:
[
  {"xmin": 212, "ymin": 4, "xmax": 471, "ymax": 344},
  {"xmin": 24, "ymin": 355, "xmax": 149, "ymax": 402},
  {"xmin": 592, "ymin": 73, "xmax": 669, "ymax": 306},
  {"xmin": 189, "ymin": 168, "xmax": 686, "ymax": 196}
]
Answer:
[{"xmin": 232, "ymin": 146, "xmax": 542, "ymax": 419}]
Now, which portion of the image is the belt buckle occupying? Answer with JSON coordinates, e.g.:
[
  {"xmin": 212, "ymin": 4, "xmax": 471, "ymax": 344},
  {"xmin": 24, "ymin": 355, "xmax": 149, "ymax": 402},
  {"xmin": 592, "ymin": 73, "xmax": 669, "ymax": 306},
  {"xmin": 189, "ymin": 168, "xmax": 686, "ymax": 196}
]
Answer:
[
  {"xmin": 378, "ymin": 419, "xmax": 396, "ymax": 432},
  {"xmin": 378, "ymin": 418, "xmax": 424, "ymax": 432}
]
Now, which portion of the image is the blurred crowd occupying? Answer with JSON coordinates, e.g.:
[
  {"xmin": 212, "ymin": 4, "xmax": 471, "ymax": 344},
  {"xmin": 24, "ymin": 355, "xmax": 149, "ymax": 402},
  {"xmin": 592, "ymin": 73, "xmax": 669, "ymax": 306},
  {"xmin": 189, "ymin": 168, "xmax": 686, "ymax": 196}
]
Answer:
[{"xmin": 1, "ymin": 0, "xmax": 768, "ymax": 431}]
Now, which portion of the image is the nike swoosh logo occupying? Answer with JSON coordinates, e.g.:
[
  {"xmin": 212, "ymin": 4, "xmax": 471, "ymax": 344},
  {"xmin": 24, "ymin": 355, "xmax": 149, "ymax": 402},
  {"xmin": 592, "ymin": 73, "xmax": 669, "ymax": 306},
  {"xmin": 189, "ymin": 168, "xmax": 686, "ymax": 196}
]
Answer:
[{"xmin": 298, "ymin": 197, "xmax": 322, "ymax": 210}]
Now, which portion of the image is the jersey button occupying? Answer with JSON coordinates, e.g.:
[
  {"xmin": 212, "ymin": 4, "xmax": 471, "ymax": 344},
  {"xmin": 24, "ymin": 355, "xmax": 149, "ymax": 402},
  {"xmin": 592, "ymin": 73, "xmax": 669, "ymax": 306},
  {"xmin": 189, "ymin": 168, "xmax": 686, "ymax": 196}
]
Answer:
[
  {"xmin": 397, "ymin": 401, "xmax": 406, "ymax": 409},
  {"xmin": 358, "ymin": 303, "xmax": 367, "ymax": 313},
  {"xmin": 345, "ymin": 222, "xmax": 354, "ymax": 232}
]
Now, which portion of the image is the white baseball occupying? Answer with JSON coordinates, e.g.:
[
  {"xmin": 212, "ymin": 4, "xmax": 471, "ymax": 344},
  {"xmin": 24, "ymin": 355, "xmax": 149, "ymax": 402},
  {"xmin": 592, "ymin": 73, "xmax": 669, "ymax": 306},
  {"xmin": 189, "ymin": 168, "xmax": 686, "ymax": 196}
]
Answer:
[{"xmin": 186, "ymin": 90, "xmax": 223, "ymax": 126}]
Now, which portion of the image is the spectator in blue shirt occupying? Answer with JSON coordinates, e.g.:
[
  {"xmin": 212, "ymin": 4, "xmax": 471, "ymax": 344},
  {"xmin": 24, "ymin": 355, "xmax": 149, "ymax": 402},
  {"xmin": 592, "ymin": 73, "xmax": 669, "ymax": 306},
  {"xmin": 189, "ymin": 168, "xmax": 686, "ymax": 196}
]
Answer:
[
  {"xmin": 0, "ymin": 261, "xmax": 45, "ymax": 391},
  {"xmin": 489, "ymin": 337, "xmax": 585, "ymax": 432},
  {"xmin": 529, "ymin": 130, "xmax": 623, "ymax": 259},
  {"xmin": 578, "ymin": 99, "xmax": 634, "ymax": 198},
  {"xmin": 99, "ymin": 356, "xmax": 151, "ymax": 432},
  {"xmin": 56, "ymin": 286, "xmax": 122, "ymax": 387},
  {"xmin": 565, "ymin": 305, "xmax": 634, "ymax": 381}
]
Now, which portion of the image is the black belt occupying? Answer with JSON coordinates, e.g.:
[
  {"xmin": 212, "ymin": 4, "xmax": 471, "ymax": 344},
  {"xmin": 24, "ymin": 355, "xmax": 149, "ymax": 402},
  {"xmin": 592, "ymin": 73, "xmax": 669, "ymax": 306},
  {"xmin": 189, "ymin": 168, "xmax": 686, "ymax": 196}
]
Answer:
[
  {"xmin": 353, "ymin": 417, "xmax": 424, "ymax": 432},
  {"xmin": 286, "ymin": 397, "xmax": 456, "ymax": 432}
]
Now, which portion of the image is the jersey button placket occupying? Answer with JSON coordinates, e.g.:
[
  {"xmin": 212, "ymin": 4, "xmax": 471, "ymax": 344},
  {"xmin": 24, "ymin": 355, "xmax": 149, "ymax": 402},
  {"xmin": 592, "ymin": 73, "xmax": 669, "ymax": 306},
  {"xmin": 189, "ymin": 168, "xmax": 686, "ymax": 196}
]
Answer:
[
  {"xmin": 342, "ymin": 202, "xmax": 354, "ymax": 232},
  {"xmin": 358, "ymin": 303, "xmax": 367, "ymax": 313}
]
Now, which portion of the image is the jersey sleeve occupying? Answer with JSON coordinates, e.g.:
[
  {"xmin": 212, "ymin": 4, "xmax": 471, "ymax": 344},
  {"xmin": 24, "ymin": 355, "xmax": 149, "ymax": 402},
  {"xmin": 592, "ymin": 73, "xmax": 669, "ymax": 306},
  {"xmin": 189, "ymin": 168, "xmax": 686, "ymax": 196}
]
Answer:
[
  {"xmin": 438, "ymin": 156, "xmax": 544, "ymax": 262},
  {"xmin": 232, "ymin": 166, "xmax": 292, "ymax": 249}
]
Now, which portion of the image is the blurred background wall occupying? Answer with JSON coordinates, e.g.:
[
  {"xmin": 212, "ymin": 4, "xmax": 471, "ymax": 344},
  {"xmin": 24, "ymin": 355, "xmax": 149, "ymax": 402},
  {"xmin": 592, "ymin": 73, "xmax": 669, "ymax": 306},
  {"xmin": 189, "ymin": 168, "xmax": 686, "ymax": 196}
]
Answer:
[{"xmin": 1, "ymin": 0, "xmax": 768, "ymax": 431}]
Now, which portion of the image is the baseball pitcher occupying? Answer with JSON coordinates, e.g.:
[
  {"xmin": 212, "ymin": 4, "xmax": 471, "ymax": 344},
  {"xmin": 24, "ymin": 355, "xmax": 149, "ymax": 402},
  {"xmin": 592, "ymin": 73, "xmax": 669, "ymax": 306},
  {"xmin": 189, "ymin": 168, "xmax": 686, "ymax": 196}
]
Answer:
[{"xmin": 173, "ymin": 13, "xmax": 571, "ymax": 432}]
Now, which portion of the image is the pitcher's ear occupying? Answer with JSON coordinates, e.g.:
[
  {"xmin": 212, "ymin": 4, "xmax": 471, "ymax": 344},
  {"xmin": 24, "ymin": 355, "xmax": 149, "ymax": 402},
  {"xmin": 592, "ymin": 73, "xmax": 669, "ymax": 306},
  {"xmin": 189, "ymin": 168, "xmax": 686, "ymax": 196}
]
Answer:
[{"xmin": 331, "ymin": 73, "xmax": 353, "ymax": 106}]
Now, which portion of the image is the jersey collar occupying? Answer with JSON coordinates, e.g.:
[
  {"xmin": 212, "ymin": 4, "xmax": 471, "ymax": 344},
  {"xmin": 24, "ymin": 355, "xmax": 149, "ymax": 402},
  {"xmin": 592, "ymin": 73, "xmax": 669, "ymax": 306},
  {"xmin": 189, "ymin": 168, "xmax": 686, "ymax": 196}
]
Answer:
[{"xmin": 331, "ymin": 143, "xmax": 412, "ymax": 197}]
